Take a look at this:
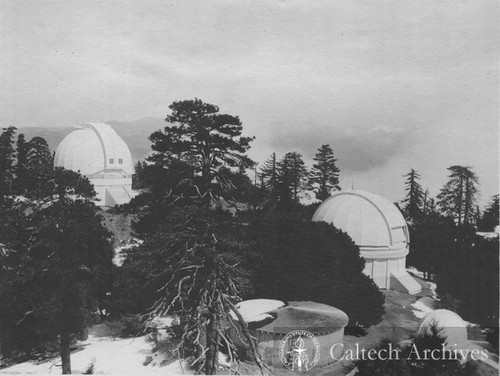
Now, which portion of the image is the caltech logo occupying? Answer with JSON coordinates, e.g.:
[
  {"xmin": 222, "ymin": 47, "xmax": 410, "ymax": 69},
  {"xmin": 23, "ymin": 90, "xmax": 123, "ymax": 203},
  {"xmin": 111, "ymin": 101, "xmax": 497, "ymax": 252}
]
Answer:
[{"xmin": 279, "ymin": 330, "xmax": 320, "ymax": 371}]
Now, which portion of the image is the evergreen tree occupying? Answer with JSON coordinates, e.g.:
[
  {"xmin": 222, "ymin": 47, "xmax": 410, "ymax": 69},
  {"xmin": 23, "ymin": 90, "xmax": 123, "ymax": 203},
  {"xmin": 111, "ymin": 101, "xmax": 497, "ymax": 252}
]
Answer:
[
  {"xmin": 277, "ymin": 151, "xmax": 308, "ymax": 206},
  {"xmin": 257, "ymin": 152, "xmax": 282, "ymax": 210},
  {"xmin": 258, "ymin": 152, "xmax": 279, "ymax": 194},
  {"xmin": 401, "ymin": 169, "xmax": 424, "ymax": 223},
  {"xmin": 422, "ymin": 188, "xmax": 430, "ymax": 215},
  {"xmin": 132, "ymin": 160, "xmax": 147, "ymax": 190},
  {"xmin": 14, "ymin": 133, "xmax": 28, "ymax": 195},
  {"xmin": 24, "ymin": 136, "xmax": 54, "ymax": 199},
  {"xmin": 477, "ymin": 194, "xmax": 499, "ymax": 231},
  {"xmin": 0, "ymin": 126, "xmax": 17, "ymax": 203},
  {"xmin": 250, "ymin": 213, "xmax": 384, "ymax": 327},
  {"xmin": 148, "ymin": 98, "xmax": 255, "ymax": 204},
  {"xmin": 144, "ymin": 207, "xmax": 264, "ymax": 374},
  {"xmin": 308, "ymin": 144, "xmax": 340, "ymax": 201},
  {"xmin": 407, "ymin": 211, "xmax": 455, "ymax": 280},
  {"xmin": 0, "ymin": 168, "xmax": 111, "ymax": 374},
  {"xmin": 435, "ymin": 233, "xmax": 498, "ymax": 328},
  {"xmin": 437, "ymin": 166, "xmax": 479, "ymax": 225},
  {"xmin": 124, "ymin": 99, "xmax": 264, "ymax": 373},
  {"xmin": 406, "ymin": 325, "xmax": 479, "ymax": 376}
]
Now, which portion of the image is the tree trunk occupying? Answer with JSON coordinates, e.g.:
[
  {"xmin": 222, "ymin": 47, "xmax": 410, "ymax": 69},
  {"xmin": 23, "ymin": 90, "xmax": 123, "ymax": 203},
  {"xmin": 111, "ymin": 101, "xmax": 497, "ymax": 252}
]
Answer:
[
  {"xmin": 60, "ymin": 331, "xmax": 71, "ymax": 374},
  {"xmin": 204, "ymin": 316, "xmax": 219, "ymax": 375},
  {"xmin": 464, "ymin": 177, "xmax": 470, "ymax": 225},
  {"xmin": 457, "ymin": 176, "xmax": 463, "ymax": 225}
]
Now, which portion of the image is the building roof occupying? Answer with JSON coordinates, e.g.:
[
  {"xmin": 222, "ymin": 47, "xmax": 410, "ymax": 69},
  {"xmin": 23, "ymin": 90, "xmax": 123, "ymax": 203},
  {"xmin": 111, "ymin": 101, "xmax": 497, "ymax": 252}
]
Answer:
[
  {"xmin": 312, "ymin": 190, "xmax": 408, "ymax": 249},
  {"xmin": 54, "ymin": 123, "xmax": 133, "ymax": 176},
  {"xmin": 417, "ymin": 309, "xmax": 468, "ymax": 347},
  {"xmin": 255, "ymin": 301, "xmax": 349, "ymax": 334}
]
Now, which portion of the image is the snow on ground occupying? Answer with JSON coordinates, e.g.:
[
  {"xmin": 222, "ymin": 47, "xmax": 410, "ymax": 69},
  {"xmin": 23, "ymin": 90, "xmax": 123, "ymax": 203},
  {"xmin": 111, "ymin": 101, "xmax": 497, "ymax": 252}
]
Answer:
[
  {"xmin": 476, "ymin": 231, "xmax": 499, "ymax": 239},
  {"xmin": 411, "ymin": 297, "xmax": 435, "ymax": 319},
  {"xmin": 218, "ymin": 352, "xmax": 231, "ymax": 367},
  {"xmin": 428, "ymin": 282, "xmax": 437, "ymax": 299},
  {"xmin": 406, "ymin": 266, "xmax": 425, "ymax": 279},
  {"xmin": 146, "ymin": 315, "xmax": 178, "ymax": 343},
  {"xmin": 1, "ymin": 335, "xmax": 192, "ymax": 375},
  {"xmin": 147, "ymin": 315, "xmax": 177, "ymax": 329},
  {"xmin": 231, "ymin": 299, "xmax": 285, "ymax": 323},
  {"xmin": 113, "ymin": 238, "xmax": 143, "ymax": 266}
]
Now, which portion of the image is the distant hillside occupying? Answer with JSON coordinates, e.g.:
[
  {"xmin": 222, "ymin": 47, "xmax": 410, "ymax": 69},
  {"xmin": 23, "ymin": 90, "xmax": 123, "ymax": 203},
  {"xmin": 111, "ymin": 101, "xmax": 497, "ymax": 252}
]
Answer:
[{"xmin": 17, "ymin": 117, "xmax": 165, "ymax": 162}]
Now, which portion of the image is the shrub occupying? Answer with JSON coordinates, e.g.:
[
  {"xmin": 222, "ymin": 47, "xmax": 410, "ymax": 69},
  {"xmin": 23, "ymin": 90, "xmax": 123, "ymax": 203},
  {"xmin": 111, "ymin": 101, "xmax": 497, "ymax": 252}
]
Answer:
[
  {"xmin": 82, "ymin": 357, "xmax": 96, "ymax": 374},
  {"xmin": 249, "ymin": 213, "xmax": 384, "ymax": 327}
]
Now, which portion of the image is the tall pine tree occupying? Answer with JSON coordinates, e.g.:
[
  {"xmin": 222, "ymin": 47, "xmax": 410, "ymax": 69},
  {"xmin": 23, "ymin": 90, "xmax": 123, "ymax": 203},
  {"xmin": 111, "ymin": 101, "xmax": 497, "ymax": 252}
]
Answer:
[
  {"xmin": 148, "ymin": 98, "xmax": 255, "ymax": 205},
  {"xmin": 0, "ymin": 127, "xmax": 17, "ymax": 203},
  {"xmin": 126, "ymin": 99, "xmax": 263, "ymax": 374},
  {"xmin": 25, "ymin": 136, "xmax": 54, "ymax": 199},
  {"xmin": 308, "ymin": 144, "xmax": 340, "ymax": 201},
  {"xmin": 1, "ymin": 168, "xmax": 111, "ymax": 374},
  {"xmin": 401, "ymin": 169, "xmax": 424, "ymax": 223},
  {"xmin": 437, "ymin": 166, "xmax": 479, "ymax": 225},
  {"xmin": 478, "ymin": 194, "xmax": 499, "ymax": 231},
  {"xmin": 258, "ymin": 152, "xmax": 279, "ymax": 194},
  {"xmin": 277, "ymin": 151, "xmax": 308, "ymax": 206},
  {"xmin": 14, "ymin": 133, "xmax": 28, "ymax": 195}
]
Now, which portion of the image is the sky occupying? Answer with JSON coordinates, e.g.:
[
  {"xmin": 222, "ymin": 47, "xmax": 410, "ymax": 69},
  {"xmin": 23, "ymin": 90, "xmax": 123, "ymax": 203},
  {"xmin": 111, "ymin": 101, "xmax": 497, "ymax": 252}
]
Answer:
[{"xmin": 1, "ymin": 0, "xmax": 498, "ymax": 207}]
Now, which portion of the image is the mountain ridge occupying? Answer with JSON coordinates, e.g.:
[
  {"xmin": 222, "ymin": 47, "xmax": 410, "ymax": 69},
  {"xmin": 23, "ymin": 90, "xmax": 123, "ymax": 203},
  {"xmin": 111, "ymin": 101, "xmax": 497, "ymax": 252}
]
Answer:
[{"xmin": 15, "ymin": 117, "xmax": 166, "ymax": 162}]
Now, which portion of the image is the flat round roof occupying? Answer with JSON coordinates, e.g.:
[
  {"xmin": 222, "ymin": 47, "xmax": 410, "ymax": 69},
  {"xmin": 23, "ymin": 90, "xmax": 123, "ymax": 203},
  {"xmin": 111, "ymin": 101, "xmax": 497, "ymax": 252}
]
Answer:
[{"xmin": 255, "ymin": 301, "xmax": 349, "ymax": 334}]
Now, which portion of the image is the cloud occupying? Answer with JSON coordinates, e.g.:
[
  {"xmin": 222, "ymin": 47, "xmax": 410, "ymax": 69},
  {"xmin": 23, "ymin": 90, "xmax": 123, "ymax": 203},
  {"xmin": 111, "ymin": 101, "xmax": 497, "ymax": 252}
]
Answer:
[
  {"xmin": 267, "ymin": 120, "xmax": 410, "ymax": 173},
  {"xmin": 1, "ymin": 0, "xmax": 497, "ymax": 205}
]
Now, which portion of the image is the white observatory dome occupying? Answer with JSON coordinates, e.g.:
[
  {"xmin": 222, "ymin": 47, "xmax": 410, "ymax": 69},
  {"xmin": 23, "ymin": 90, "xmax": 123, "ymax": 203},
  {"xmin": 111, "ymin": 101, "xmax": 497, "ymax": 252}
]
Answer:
[
  {"xmin": 312, "ymin": 190, "xmax": 408, "ymax": 249},
  {"xmin": 417, "ymin": 310, "xmax": 468, "ymax": 348},
  {"xmin": 312, "ymin": 190, "xmax": 421, "ymax": 294},
  {"xmin": 54, "ymin": 123, "xmax": 133, "ymax": 176},
  {"xmin": 54, "ymin": 123, "xmax": 135, "ymax": 207}
]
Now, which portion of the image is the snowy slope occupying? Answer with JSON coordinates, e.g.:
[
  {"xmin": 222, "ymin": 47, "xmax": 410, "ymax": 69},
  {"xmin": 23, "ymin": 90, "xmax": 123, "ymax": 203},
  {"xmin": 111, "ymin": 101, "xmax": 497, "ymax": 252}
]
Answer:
[{"xmin": 1, "ymin": 335, "xmax": 191, "ymax": 375}]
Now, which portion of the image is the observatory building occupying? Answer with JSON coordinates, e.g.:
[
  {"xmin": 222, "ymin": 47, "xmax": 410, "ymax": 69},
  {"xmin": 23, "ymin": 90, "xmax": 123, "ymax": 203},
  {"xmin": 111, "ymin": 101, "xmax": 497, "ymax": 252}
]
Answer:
[
  {"xmin": 54, "ymin": 122, "xmax": 135, "ymax": 207},
  {"xmin": 312, "ymin": 190, "xmax": 421, "ymax": 294},
  {"xmin": 417, "ymin": 309, "xmax": 468, "ymax": 349},
  {"xmin": 230, "ymin": 299, "xmax": 349, "ymax": 369}
]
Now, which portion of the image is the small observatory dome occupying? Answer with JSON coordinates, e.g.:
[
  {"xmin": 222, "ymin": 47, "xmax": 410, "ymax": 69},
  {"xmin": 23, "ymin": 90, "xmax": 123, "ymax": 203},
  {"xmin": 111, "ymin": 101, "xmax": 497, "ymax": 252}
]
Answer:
[
  {"xmin": 312, "ymin": 190, "xmax": 421, "ymax": 294},
  {"xmin": 417, "ymin": 309, "xmax": 468, "ymax": 348},
  {"xmin": 54, "ymin": 123, "xmax": 135, "ymax": 207}
]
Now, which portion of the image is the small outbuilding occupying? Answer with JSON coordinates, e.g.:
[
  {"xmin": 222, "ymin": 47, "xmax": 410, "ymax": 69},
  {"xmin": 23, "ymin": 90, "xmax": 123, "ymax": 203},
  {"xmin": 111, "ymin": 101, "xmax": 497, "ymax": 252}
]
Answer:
[
  {"xmin": 417, "ymin": 309, "xmax": 468, "ymax": 349},
  {"xmin": 312, "ymin": 190, "xmax": 421, "ymax": 294},
  {"xmin": 232, "ymin": 300, "xmax": 348, "ymax": 369}
]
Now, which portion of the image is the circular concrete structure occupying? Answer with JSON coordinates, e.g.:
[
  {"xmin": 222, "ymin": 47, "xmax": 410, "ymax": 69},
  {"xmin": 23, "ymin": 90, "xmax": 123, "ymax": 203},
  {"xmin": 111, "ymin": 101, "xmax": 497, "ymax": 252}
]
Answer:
[
  {"xmin": 232, "ymin": 300, "xmax": 348, "ymax": 369},
  {"xmin": 312, "ymin": 190, "xmax": 421, "ymax": 294}
]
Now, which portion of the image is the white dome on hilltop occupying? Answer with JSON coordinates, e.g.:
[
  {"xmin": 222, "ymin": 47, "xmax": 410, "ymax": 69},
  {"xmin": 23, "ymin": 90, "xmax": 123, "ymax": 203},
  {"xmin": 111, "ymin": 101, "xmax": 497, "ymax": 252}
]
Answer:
[
  {"xmin": 54, "ymin": 123, "xmax": 133, "ymax": 176},
  {"xmin": 312, "ymin": 190, "xmax": 408, "ymax": 250},
  {"xmin": 312, "ymin": 190, "xmax": 420, "ymax": 294},
  {"xmin": 54, "ymin": 123, "xmax": 135, "ymax": 207}
]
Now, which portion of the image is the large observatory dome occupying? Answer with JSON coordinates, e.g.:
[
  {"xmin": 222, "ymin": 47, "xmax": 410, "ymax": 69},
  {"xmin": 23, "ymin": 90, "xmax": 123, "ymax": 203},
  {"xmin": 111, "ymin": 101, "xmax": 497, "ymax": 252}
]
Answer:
[
  {"xmin": 54, "ymin": 123, "xmax": 133, "ymax": 176},
  {"xmin": 54, "ymin": 123, "xmax": 135, "ymax": 207},
  {"xmin": 312, "ymin": 190, "xmax": 408, "ymax": 250},
  {"xmin": 312, "ymin": 190, "xmax": 420, "ymax": 294}
]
